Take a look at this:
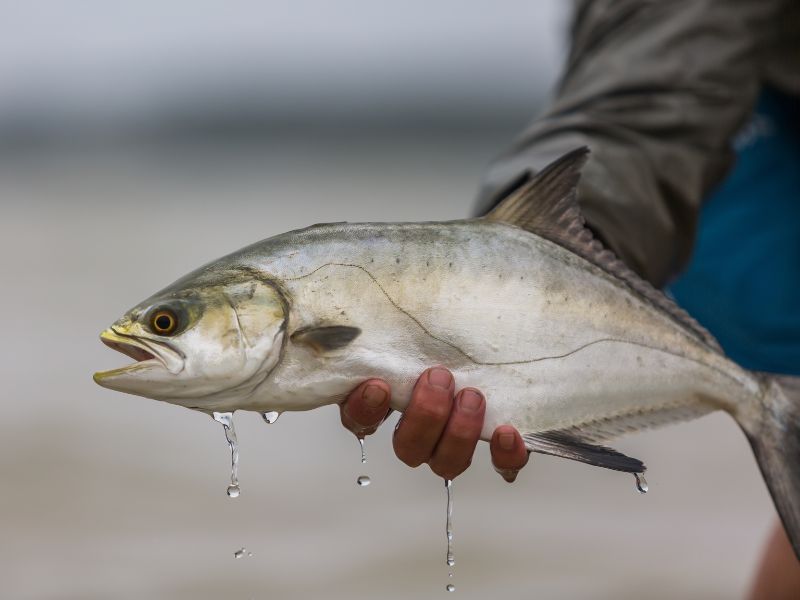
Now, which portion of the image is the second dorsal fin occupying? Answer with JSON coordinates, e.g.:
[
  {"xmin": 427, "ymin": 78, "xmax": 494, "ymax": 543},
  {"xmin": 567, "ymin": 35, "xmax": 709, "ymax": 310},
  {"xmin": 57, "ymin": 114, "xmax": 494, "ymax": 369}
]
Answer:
[{"xmin": 483, "ymin": 147, "xmax": 722, "ymax": 352}]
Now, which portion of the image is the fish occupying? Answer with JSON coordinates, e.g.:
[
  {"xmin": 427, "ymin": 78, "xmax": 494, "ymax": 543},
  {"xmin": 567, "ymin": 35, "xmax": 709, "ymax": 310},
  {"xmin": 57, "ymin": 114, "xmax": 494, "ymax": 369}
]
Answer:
[{"xmin": 94, "ymin": 148, "xmax": 800, "ymax": 557}]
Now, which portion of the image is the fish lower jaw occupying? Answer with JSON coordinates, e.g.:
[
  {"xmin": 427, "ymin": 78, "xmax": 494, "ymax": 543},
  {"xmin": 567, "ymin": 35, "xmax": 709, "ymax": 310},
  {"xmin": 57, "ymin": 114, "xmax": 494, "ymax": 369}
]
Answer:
[{"xmin": 93, "ymin": 359, "xmax": 161, "ymax": 383}]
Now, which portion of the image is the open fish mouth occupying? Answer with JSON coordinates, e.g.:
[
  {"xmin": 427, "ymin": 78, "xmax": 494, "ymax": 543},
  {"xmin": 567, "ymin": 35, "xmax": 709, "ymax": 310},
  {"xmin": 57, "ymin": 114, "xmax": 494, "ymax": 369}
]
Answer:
[
  {"xmin": 102, "ymin": 335, "xmax": 156, "ymax": 362},
  {"xmin": 93, "ymin": 328, "xmax": 184, "ymax": 383}
]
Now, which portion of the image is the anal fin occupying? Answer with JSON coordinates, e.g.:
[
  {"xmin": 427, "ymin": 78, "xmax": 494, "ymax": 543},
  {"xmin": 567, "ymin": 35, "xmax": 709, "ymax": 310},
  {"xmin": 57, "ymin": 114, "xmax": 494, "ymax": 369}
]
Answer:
[{"xmin": 523, "ymin": 431, "xmax": 645, "ymax": 473}]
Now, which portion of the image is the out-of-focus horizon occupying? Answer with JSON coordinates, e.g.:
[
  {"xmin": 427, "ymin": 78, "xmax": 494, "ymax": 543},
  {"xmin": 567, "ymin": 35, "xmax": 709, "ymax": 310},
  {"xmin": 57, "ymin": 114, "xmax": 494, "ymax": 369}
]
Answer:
[
  {"xmin": 0, "ymin": 2, "xmax": 775, "ymax": 599},
  {"xmin": 0, "ymin": 0, "xmax": 564, "ymax": 151}
]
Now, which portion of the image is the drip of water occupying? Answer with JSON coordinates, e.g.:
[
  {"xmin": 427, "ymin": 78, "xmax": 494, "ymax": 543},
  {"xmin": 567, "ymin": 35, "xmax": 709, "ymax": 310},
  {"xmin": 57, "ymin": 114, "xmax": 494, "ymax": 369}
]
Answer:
[
  {"xmin": 358, "ymin": 436, "xmax": 367, "ymax": 464},
  {"xmin": 444, "ymin": 478, "xmax": 455, "ymax": 590},
  {"xmin": 262, "ymin": 411, "xmax": 280, "ymax": 424},
  {"xmin": 233, "ymin": 547, "xmax": 253, "ymax": 559},
  {"xmin": 635, "ymin": 472, "xmax": 648, "ymax": 494},
  {"xmin": 213, "ymin": 412, "xmax": 240, "ymax": 499},
  {"xmin": 356, "ymin": 436, "xmax": 370, "ymax": 488},
  {"xmin": 445, "ymin": 478, "xmax": 454, "ymax": 568}
]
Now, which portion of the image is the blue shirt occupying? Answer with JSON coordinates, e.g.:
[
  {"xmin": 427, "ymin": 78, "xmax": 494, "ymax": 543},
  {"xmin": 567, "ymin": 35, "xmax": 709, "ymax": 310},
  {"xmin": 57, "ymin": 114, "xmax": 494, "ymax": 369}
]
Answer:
[{"xmin": 669, "ymin": 87, "xmax": 800, "ymax": 375}]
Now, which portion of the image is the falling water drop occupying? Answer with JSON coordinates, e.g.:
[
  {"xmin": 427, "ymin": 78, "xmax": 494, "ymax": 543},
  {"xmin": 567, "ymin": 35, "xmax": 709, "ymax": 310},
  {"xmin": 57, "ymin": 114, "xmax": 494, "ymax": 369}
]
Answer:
[
  {"xmin": 262, "ymin": 411, "xmax": 280, "ymax": 424},
  {"xmin": 213, "ymin": 412, "xmax": 240, "ymax": 499},
  {"xmin": 356, "ymin": 436, "xmax": 370, "ymax": 488},
  {"xmin": 234, "ymin": 547, "xmax": 248, "ymax": 559},
  {"xmin": 446, "ymin": 584, "xmax": 455, "ymax": 592},
  {"xmin": 358, "ymin": 436, "xmax": 367, "ymax": 464},
  {"xmin": 445, "ymin": 478, "xmax": 454, "ymax": 568},
  {"xmin": 634, "ymin": 473, "xmax": 648, "ymax": 494}
]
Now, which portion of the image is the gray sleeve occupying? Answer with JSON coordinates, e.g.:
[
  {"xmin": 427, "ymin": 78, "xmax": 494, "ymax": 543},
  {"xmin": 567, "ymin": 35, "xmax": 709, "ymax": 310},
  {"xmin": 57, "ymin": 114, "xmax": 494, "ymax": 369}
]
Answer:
[{"xmin": 476, "ymin": 0, "xmax": 783, "ymax": 286}]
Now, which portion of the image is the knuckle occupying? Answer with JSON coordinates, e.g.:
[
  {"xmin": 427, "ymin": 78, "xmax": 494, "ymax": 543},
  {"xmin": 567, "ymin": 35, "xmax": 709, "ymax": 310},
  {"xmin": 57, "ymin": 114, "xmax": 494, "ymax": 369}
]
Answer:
[
  {"xmin": 393, "ymin": 441, "xmax": 425, "ymax": 468},
  {"xmin": 414, "ymin": 401, "xmax": 451, "ymax": 424},
  {"xmin": 430, "ymin": 453, "xmax": 471, "ymax": 480},
  {"xmin": 429, "ymin": 462, "xmax": 456, "ymax": 480},
  {"xmin": 433, "ymin": 462, "xmax": 467, "ymax": 480},
  {"xmin": 400, "ymin": 455, "xmax": 424, "ymax": 468},
  {"xmin": 446, "ymin": 423, "xmax": 479, "ymax": 444}
]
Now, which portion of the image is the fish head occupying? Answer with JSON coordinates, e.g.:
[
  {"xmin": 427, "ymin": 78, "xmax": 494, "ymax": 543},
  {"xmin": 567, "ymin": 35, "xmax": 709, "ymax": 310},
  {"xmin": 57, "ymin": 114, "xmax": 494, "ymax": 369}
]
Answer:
[{"xmin": 94, "ymin": 271, "xmax": 288, "ymax": 409}]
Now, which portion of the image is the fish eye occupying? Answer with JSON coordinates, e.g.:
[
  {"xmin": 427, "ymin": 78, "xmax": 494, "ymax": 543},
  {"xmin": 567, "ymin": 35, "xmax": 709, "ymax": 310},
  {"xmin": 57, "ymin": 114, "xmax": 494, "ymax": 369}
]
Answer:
[{"xmin": 150, "ymin": 309, "xmax": 178, "ymax": 335}]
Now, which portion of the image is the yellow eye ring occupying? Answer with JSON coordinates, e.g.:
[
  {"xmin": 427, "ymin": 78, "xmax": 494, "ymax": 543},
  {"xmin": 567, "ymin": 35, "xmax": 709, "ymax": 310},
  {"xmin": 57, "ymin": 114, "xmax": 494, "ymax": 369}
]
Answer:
[{"xmin": 150, "ymin": 310, "xmax": 178, "ymax": 335}]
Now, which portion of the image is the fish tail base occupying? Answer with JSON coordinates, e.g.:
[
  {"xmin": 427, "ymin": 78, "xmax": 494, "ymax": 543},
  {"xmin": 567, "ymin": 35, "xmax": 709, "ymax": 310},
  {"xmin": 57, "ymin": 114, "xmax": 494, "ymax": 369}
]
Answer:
[{"xmin": 743, "ymin": 373, "xmax": 800, "ymax": 560}]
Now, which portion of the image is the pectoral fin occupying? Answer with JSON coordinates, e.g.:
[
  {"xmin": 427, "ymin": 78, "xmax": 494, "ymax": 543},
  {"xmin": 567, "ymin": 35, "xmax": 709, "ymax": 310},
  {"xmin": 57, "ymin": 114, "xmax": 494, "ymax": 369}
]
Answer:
[
  {"xmin": 523, "ymin": 431, "xmax": 645, "ymax": 473},
  {"xmin": 291, "ymin": 325, "xmax": 361, "ymax": 353}
]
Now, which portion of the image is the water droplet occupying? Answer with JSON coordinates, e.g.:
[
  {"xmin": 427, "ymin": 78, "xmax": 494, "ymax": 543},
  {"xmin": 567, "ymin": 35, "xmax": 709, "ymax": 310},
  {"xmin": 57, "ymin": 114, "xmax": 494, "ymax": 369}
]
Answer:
[
  {"xmin": 262, "ymin": 411, "xmax": 280, "ymax": 424},
  {"xmin": 213, "ymin": 412, "xmax": 240, "ymax": 499},
  {"xmin": 445, "ymin": 478, "xmax": 454, "ymax": 568},
  {"xmin": 357, "ymin": 475, "xmax": 371, "ymax": 487},
  {"xmin": 446, "ymin": 584, "xmax": 455, "ymax": 592},
  {"xmin": 234, "ymin": 547, "xmax": 247, "ymax": 559},
  {"xmin": 635, "ymin": 473, "xmax": 648, "ymax": 494},
  {"xmin": 358, "ymin": 436, "xmax": 367, "ymax": 464}
]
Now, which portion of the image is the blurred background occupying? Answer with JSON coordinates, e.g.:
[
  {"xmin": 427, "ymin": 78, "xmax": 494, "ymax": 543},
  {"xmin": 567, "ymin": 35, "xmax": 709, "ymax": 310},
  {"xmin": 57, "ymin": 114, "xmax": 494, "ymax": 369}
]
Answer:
[{"xmin": 0, "ymin": 1, "xmax": 776, "ymax": 598}]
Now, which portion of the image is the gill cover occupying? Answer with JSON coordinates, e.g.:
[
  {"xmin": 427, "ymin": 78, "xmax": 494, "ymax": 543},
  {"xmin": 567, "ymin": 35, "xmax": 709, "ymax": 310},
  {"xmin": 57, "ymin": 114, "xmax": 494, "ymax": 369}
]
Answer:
[{"xmin": 95, "ymin": 276, "xmax": 288, "ymax": 407}]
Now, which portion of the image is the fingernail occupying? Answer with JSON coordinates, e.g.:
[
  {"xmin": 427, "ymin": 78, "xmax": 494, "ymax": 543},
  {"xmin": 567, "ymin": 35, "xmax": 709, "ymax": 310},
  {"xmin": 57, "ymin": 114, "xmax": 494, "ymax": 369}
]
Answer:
[
  {"xmin": 458, "ymin": 389, "xmax": 483, "ymax": 413},
  {"xmin": 428, "ymin": 367, "xmax": 452, "ymax": 389},
  {"xmin": 498, "ymin": 432, "xmax": 515, "ymax": 451},
  {"xmin": 363, "ymin": 384, "xmax": 387, "ymax": 409}
]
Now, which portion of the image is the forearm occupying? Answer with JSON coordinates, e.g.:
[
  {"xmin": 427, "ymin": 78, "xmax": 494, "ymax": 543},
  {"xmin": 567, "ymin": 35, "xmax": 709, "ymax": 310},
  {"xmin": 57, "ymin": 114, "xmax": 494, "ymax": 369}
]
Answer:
[{"xmin": 477, "ymin": 0, "xmax": 782, "ymax": 286}]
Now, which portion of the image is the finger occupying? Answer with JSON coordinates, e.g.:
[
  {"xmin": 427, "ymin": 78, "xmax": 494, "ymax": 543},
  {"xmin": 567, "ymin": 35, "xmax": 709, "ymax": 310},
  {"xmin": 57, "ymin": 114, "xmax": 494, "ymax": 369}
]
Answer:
[
  {"xmin": 428, "ymin": 388, "xmax": 485, "ymax": 480},
  {"xmin": 490, "ymin": 425, "xmax": 529, "ymax": 483},
  {"xmin": 340, "ymin": 379, "xmax": 392, "ymax": 436},
  {"xmin": 393, "ymin": 366, "xmax": 455, "ymax": 468}
]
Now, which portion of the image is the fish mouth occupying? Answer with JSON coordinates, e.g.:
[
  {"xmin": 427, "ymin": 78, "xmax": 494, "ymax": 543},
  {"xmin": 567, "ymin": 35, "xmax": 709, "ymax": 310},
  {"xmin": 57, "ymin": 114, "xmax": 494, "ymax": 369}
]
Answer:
[
  {"xmin": 93, "ymin": 327, "xmax": 184, "ymax": 384},
  {"xmin": 102, "ymin": 335, "xmax": 156, "ymax": 362}
]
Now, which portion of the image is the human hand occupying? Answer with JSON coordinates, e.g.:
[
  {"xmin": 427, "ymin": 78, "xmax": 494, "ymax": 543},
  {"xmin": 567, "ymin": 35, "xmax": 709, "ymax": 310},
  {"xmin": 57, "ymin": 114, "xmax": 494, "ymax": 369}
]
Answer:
[{"xmin": 339, "ymin": 366, "xmax": 529, "ymax": 481}]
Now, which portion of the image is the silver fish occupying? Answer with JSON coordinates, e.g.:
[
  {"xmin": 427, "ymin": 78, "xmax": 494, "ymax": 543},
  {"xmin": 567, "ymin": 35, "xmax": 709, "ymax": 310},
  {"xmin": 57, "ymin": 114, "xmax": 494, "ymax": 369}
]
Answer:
[{"xmin": 94, "ymin": 148, "xmax": 800, "ymax": 557}]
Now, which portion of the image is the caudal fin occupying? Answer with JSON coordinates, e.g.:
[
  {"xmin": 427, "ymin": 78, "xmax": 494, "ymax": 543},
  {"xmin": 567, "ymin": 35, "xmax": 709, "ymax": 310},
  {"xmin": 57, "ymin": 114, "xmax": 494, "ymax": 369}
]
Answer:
[{"xmin": 742, "ymin": 374, "xmax": 800, "ymax": 560}]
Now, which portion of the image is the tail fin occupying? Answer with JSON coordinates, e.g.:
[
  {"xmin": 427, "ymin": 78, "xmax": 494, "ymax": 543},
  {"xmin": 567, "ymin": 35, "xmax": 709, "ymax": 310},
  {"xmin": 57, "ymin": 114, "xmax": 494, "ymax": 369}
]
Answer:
[{"xmin": 742, "ymin": 374, "xmax": 800, "ymax": 560}]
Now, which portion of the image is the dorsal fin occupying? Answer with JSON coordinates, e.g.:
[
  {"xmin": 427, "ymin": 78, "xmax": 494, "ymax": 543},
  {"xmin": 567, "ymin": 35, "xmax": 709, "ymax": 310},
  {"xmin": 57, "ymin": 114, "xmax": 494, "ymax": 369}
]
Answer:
[{"xmin": 484, "ymin": 147, "xmax": 722, "ymax": 352}]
